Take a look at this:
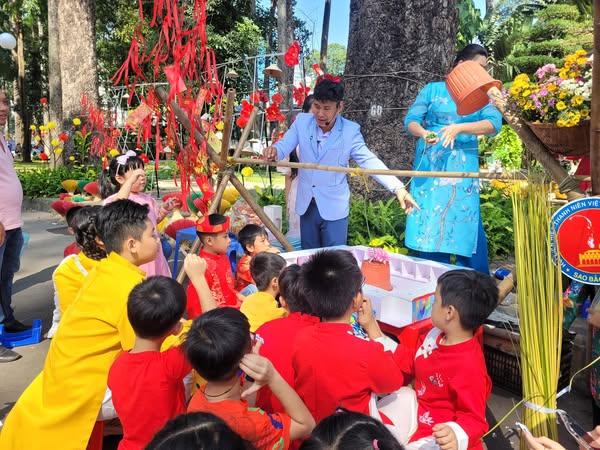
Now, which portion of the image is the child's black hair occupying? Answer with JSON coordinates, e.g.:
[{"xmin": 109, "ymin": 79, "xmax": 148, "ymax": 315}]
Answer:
[
  {"xmin": 99, "ymin": 153, "xmax": 145, "ymax": 199},
  {"xmin": 197, "ymin": 213, "xmax": 228, "ymax": 244},
  {"xmin": 65, "ymin": 205, "xmax": 83, "ymax": 229},
  {"xmin": 313, "ymin": 79, "xmax": 344, "ymax": 104},
  {"xmin": 453, "ymin": 44, "xmax": 488, "ymax": 67},
  {"xmin": 300, "ymin": 250, "xmax": 362, "ymax": 320},
  {"xmin": 127, "ymin": 276, "xmax": 186, "ymax": 339},
  {"xmin": 146, "ymin": 412, "xmax": 254, "ymax": 450},
  {"xmin": 300, "ymin": 408, "xmax": 403, "ymax": 450},
  {"xmin": 278, "ymin": 264, "xmax": 312, "ymax": 314},
  {"xmin": 184, "ymin": 308, "xmax": 251, "ymax": 382},
  {"xmin": 95, "ymin": 199, "xmax": 150, "ymax": 254},
  {"xmin": 72, "ymin": 206, "xmax": 107, "ymax": 261},
  {"xmin": 437, "ymin": 269, "xmax": 499, "ymax": 330},
  {"xmin": 238, "ymin": 224, "xmax": 268, "ymax": 254},
  {"xmin": 302, "ymin": 94, "xmax": 314, "ymax": 113},
  {"xmin": 250, "ymin": 252, "xmax": 286, "ymax": 291}
]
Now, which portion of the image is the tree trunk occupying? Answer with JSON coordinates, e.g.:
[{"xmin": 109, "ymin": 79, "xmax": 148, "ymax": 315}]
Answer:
[
  {"xmin": 344, "ymin": 0, "xmax": 458, "ymax": 197},
  {"xmin": 276, "ymin": 0, "xmax": 294, "ymax": 121},
  {"xmin": 484, "ymin": 0, "xmax": 495, "ymax": 19},
  {"xmin": 48, "ymin": 0, "xmax": 62, "ymax": 126},
  {"xmin": 57, "ymin": 0, "xmax": 98, "ymax": 125},
  {"xmin": 11, "ymin": 10, "xmax": 31, "ymax": 162}
]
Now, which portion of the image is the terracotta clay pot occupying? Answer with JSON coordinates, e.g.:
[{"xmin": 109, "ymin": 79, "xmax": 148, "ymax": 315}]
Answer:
[
  {"xmin": 527, "ymin": 120, "xmax": 590, "ymax": 157},
  {"xmin": 361, "ymin": 260, "xmax": 393, "ymax": 291},
  {"xmin": 446, "ymin": 61, "xmax": 502, "ymax": 115}
]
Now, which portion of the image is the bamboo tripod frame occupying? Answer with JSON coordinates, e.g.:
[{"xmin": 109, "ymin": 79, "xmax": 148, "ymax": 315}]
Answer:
[{"xmin": 157, "ymin": 85, "xmax": 586, "ymax": 284}]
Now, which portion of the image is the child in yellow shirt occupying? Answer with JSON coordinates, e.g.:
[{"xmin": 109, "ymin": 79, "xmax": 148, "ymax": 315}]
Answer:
[
  {"xmin": 47, "ymin": 206, "xmax": 107, "ymax": 338},
  {"xmin": 240, "ymin": 252, "xmax": 287, "ymax": 332},
  {"xmin": 0, "ymin": 199, "xmax": 160, "ymax": 450}
]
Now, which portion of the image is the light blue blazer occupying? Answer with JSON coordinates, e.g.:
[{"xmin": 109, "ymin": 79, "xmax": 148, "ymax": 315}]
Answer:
[{"xmin": 274, "ymin": 113, "xmax": 403, "ymax": 221}]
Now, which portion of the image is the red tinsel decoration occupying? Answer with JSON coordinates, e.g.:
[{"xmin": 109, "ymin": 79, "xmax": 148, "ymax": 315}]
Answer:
[{"xmin": 293, "ymin": 83, "xmax": 311, "ymax": 107}]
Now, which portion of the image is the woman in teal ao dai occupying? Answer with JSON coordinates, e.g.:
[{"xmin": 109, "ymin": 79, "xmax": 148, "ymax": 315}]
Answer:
[{"xmin": 403, "ymin": 45, "xmax": 502, "ymax": 274}]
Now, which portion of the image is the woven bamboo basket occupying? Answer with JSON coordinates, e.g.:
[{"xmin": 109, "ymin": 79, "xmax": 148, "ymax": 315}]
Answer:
[{"xmin": 527, "ymin": 120, "xmax": 590, "ymax": 157}]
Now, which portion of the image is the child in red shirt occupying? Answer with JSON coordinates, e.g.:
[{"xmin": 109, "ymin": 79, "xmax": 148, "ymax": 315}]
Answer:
[
  {"xmin": 387, "ymin": 270, "xmax": 498, "ymax": 450},
  {"xmin": 292, "ymin": 250, "xmax": 404, "ymax": 423},
  {"xmin": 186, "ymin": 214, "xmax": 242, "ymax": 318},
  {"xmin": 255, "ymin": 264, "xmax": 319, "ymax": 413},
  {"xmin": 184, "ymin": 307, "xmax": 315, "ymax": 450},
  {"xmin": 236, "ymin": 224, "xmax": 279, "ymax": 294},
  {"xmin": 108, "ymin": 275, "xmax": 194, "ymax": 450}
]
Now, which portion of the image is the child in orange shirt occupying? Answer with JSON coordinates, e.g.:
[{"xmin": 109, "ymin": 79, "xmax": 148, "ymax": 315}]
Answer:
[
  {"xmin": 185, "ymin": 307, "xmax": 315, "ymax": 450},
  {"xmin": 186, "ymin": 214, "xmax": 243, "ymax": 318},
  {"xmin": 236, "ymin": 224, "xmax": 279, "ymax": 295}
]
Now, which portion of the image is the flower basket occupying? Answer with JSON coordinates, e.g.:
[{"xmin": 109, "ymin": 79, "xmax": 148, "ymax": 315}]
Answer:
[
  {"xmin": 527, "ymin": 120, "xmax": 589, "ymax": 157},
  {"xmin": 361, "ymin": 260, "xmax": 393, "ymax": 291}
]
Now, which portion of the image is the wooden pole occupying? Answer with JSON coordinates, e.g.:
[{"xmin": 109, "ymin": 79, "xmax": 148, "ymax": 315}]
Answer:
[
  {"xmin": 155, "ymin": 88, "xmax": 293, "ymax": 282},
  {"xmin": 320, "ymin": 0, "xmax": 332, "ymax": 72},
  {"xmin": 591, "ymin": 0, "xmax": 600, "ymax": 194},
  {"xmin": 220, "ymin": 88, "xmax": 236, "ymax": 166},
  {"xmin": 487, "ymin": 88, "xmax": 585, "ymax": 200}
]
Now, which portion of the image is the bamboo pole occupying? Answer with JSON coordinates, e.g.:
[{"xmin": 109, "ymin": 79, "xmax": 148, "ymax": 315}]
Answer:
[
  {"xmin": 231, "ymin": 157, "xmax": 529, "ymax": 180},
  {"xmin": 155, "ymin": 87, "xmax": 293, "ymax": 282},
  {"xmin": 220, "ymin": 88, "xmax": 236, "ymax": 166},
  {"xmin": 486, "ymin": 88, "xmax": 585, "ymax": 200},
  {"xmin": 591, "ymin": 0, "xmax": 600, "ymax": 194}
]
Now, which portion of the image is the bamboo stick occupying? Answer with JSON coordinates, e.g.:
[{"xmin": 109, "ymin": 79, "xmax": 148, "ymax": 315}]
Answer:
[
  {"xmin": 590, "ymin": 1, "xmax": 600, "ymax": 194},
  {"xmin": 155, "ymin": 87, "xmax": 294, "ymax": 282},
  {"xmin": 231, "ymin": 157, "xmax": 529, "ymax": 181},
  {"xmin": 220, "ymin": 89, "xmax": 236, "ymax": 166}
]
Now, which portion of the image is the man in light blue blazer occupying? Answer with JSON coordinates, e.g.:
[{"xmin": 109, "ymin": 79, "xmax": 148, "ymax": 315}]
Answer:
[{"xmin": 264, "ymin": 79, "xmax": 418, "ymax": 249}]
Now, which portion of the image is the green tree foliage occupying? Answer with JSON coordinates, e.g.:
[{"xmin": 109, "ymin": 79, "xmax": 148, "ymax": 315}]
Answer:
[
  {"xmin": 506, "ymin": 4, "xmax": 592, "ymax": 75},
  {"xmin": 479, "ymin": 1, "xmax": 593, "ymax": 81},
  {"xmin": 457, "ymin": 0, "xmax": 483, "ymax": 48},
  {"xmin": 306, "ymin": 43, "xmax": 347, "ymax": 75}
]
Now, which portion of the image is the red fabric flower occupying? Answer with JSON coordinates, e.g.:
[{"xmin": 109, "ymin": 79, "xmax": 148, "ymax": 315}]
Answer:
[
  {"xmin": 293, "ymin": 83, "xmax": 311, "ymax": 107},
  {"xmin": 266, "ymin": 103, "xmax": 285, "ymax": 122},
  {"xmin": 237, "ymin": 99, "xmax": 255, "ymax": 129},
  {"xmin": 59, "ymin": 132, "xmax": 69, "ymax": 142},
  {"xmin": 140, "ymin": 153, "xmax": 150, "ymax": 164},
  {"xmin": 236, "ymin": 116, "xmax": 248, "ymax": 128},
  {"xmin": 271, "ymin": 92, "xmax": 283, "ymax": 105},
  {"xmin": 284, "ymin": 41, "xmax": 301, "ymax": 67},
  {"xmin": 39, "ymin": 152, "xmax": 49, "ymax": 161},
  {"xmin": 250, "ymin": 90, "xmax": 268, "ymax": 104},
  {"xmin": 316, "ymin": 74, "xmax": 342, "ymax": 85},
  {"xmin": 40, "ymin": 97, "xmax": 48, "ymax": 105},
  {"xmin": 312, "ymin": 64, "xmax": 324, "ymax": 77}
]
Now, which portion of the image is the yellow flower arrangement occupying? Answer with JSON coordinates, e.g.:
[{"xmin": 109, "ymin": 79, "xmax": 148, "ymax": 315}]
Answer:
[
  {"xmin": 51, "ymin": 138, "xmax": 60, "ymax": 147},
  {"xmin": 29, "ymin": 124, "xmax": 37, "ymax": 131},
  {"xmin": 108, "ymin": 148, "xmax": 120, "ymax": 158},
  {"xmin": 72, "ymin": 118, "xmax": 81, "ymax": 126},
  {"xmin": 508, "ymin": 49, "xmax": 591, "ymax": 128},
  {"xmin": 47, "ymin": 121, "xmax": 57, "ymax": 130}
]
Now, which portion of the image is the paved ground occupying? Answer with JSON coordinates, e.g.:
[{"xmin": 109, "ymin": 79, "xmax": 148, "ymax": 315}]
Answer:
[{"xmin": 0, "ymin": 210, "xmax": 593, "ymax": 449}]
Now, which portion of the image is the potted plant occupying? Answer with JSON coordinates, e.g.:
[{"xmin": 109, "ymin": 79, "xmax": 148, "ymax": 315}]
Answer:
[
  {"xmin": 361, "ymin": 247, "xmax": 393, "ymax": 291},
  {"xmin": 506, "ymin": 49, "xmax": 592, "ymax": 156}
]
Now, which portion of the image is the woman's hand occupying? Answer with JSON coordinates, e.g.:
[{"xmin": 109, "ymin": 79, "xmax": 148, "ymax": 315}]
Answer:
[
  {"xmin": 440, "ymin": 124, "xmax": 465, "ymax": 149},
  {"xmin": 396, "ymin": 187, "xmax": 420, "ymax": 214},
  {"xmin": 421, "ymin": 130, "xmax": 440, "ymax": 145}
]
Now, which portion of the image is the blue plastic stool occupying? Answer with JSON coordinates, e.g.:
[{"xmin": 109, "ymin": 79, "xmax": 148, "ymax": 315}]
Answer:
[
  {"xmin": 172, "ymin": 227, "xmax": 197, "ymax": 278},
  {"xmin": 0, "ymin": 319, "xmax": 43, "ymax": 348}
]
